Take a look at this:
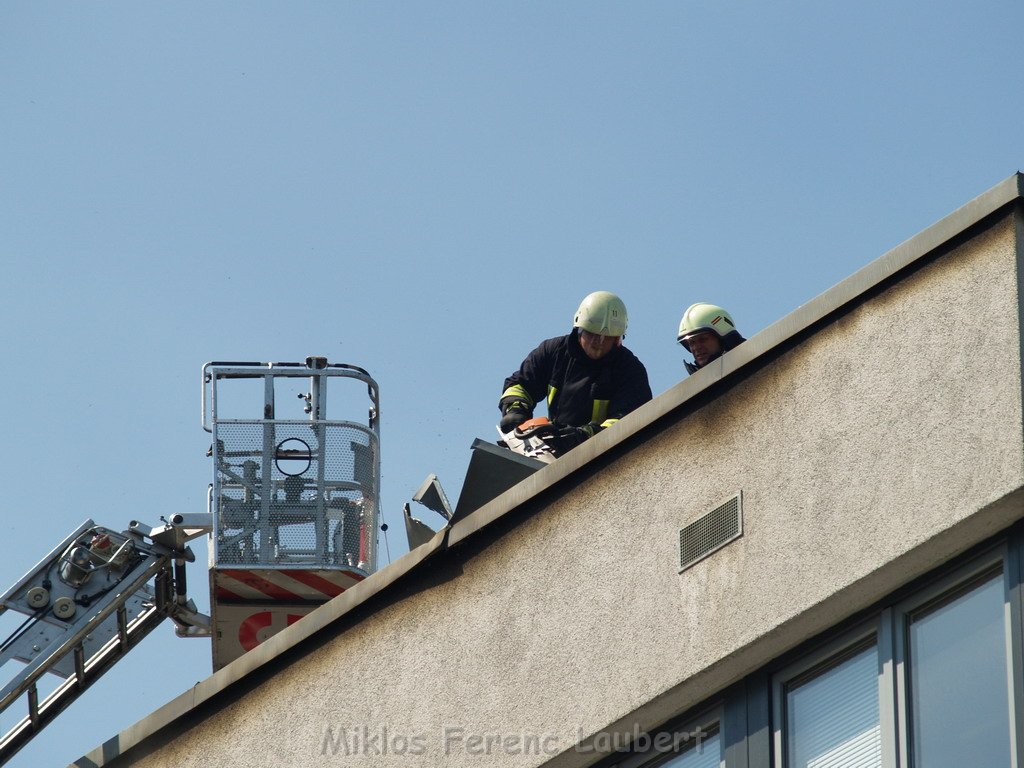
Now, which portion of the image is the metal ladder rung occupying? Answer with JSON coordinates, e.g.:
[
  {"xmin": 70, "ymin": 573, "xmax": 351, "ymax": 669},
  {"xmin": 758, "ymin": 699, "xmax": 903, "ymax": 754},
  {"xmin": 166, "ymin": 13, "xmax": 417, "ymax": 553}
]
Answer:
[
  {"xmin": 117, "ymin": 605, "xmax": 129, "ymax": 648},
  {"xmin": 74, "ymin": 644, "xmax": 85, "ymax": 689},
  {"xmin": 27, "ymin": 684, "xmax": 38, "ymax": 729}
]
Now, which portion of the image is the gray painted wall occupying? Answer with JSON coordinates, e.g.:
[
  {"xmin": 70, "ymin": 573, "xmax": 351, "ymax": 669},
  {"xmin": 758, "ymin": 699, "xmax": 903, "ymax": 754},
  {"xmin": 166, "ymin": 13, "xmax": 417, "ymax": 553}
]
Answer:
[{"xmin": 89, "ymin": 209, "xmax": 1023, "ymax": 767}]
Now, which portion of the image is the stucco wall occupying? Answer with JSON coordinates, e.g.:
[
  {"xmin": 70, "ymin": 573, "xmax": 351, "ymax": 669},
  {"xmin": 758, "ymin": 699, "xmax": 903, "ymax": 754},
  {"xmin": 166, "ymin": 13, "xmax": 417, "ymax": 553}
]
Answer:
[{"xmin": 98, "ymin": 214, "xmax": 1023, "ymax": 767}]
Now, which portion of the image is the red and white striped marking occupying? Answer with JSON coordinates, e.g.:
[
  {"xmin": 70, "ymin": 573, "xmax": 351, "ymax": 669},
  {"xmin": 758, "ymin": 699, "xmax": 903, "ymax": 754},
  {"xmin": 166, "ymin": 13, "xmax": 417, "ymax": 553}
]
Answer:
[{"xmin": 214, "ymin": 568, "xmax": 365, "ymax": 602}]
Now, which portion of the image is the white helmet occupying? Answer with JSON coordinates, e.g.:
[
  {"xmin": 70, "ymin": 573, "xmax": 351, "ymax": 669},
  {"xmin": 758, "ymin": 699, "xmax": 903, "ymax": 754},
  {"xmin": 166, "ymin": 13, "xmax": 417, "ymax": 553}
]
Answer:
[
  {"xmin": 573, "ymin": 291, "xmax": 628, "ymax": 337},
  {"xmin": 677, "ymin": 302, "xmax": 738, "ymax": 350}
]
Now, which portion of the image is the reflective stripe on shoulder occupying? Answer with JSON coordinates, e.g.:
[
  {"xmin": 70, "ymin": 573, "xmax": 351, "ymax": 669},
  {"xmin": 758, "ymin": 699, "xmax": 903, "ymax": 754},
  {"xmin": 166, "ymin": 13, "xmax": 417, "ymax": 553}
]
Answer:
[
  {"xmin": 547, "ymin": 385, "xmax": 557, "ymax": 408},
  {"xmin": 592, "ymin": 399, "xmax": 609, "ymax": 425}
]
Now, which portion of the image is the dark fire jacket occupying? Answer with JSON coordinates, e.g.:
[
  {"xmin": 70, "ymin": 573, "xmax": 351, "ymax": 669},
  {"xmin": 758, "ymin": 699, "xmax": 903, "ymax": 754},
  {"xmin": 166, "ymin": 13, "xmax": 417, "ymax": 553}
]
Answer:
[{"xmin": 500, "ymin": 329, "xmax": 652, "ymax": 429}]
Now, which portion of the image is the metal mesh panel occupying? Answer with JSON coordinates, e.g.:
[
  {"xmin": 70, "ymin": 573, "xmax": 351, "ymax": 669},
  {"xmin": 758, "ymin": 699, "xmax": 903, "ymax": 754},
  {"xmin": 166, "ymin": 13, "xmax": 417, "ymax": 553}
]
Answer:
[
  {"xmin": 679, "ymin": 492, "xmax": 742, "ymax": 572},
  {"xmin": 213, "ymin": 420, "xmax": 379, "ymax": 570}
]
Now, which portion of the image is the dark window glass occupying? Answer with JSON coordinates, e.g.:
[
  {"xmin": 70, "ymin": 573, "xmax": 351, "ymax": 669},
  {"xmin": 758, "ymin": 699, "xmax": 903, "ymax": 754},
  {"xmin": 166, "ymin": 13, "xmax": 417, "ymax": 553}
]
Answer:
[{"xmin": 908, "ymin": 573, "xmax": 1011, "ymax": 767}]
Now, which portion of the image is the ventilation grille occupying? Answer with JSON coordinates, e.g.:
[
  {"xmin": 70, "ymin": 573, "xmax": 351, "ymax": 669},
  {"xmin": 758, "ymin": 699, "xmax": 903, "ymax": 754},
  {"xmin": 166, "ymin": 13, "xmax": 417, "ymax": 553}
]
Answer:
[{"xmin": 679, "ymin": 492, "xmax": 743, "ymax": 572}]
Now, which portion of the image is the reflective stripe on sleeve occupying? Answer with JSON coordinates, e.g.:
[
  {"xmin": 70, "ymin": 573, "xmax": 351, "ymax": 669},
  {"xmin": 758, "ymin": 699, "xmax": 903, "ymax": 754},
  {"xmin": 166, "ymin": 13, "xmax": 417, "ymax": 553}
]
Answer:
[{"xmin": 501, "ymin": 385, "xmax": 534, "ymax": 408}]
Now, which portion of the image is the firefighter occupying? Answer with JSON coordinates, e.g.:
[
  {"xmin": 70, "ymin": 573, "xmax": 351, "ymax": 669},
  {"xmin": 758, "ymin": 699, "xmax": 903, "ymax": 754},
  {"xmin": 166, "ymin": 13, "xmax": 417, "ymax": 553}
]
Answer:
[
  {"xmin": 677, "ymin": 302, "xmax": 746, "ymax": 374},
  {"xmin": 498, "ymin": 291, "xmax": 653, "ymax": 454}
]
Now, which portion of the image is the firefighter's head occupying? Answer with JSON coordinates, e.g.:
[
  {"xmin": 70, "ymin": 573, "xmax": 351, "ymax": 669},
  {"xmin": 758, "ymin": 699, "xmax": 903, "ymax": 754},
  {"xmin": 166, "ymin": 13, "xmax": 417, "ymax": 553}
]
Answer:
[
  {"xmin": 574, "ymin": 291, "xmax": 627, "ymax": 360},
  {"xmin": 677, "ymin": 303, "xmax": 741, "ymax": 369}
]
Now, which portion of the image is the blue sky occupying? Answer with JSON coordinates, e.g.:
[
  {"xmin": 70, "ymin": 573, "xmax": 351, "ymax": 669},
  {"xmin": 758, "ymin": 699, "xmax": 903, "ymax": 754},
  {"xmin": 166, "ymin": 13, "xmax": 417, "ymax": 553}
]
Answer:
[{"xmin": 1, "ymin": 3, "xmax": 1022, "ymax": 764}]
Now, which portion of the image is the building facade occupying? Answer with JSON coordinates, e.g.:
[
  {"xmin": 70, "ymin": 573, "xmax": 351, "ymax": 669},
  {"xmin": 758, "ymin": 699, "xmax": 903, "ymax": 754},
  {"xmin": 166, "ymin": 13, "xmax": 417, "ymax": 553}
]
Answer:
[{"xmin": 77, "ymin": 174, "xmax": 1024, "ymax": 768}]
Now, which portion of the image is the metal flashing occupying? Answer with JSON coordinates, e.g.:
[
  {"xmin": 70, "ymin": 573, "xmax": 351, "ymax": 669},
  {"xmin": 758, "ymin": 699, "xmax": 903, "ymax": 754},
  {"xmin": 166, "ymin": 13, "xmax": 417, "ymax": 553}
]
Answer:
[{"xmin": 451, "ymin": 438, "xmax": 546, "ymax": 521}]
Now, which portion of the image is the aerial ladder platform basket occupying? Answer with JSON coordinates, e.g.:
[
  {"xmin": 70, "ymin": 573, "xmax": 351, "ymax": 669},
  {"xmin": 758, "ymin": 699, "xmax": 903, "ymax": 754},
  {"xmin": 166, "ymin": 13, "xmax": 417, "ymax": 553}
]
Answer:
[{"xmin": 203, "ymin": 358, "xmax": 381, "ymax": 669}]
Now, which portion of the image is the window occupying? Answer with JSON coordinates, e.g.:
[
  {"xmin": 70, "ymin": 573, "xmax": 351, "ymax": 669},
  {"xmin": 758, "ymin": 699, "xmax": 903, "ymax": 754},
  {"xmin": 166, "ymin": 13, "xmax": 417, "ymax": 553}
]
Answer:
[
  {"xmin": 655, "ymin": 727, "xmax": 721, "ymax": 768},
  {"xmin": 609, "ymin": 713, "xmax": 723, "ymax": 768},
  {"xmin": 777, "ymin": 640, "xmax": 882, "ymax": 768},
  {"xmin": 904, "ymin": 571, "xmax": 1012, "ymax": 767}
]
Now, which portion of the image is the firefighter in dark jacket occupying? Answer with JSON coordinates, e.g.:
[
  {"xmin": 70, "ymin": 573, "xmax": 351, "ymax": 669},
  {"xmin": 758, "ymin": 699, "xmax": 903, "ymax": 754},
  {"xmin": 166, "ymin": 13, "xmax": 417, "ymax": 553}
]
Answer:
[
  {"xmin": 677, "ymin": 302, "xmax": 745, "ymax": 374},
  {"xmin": 498, "ymin": 291, "xmax": 653, "ymax": 454}
]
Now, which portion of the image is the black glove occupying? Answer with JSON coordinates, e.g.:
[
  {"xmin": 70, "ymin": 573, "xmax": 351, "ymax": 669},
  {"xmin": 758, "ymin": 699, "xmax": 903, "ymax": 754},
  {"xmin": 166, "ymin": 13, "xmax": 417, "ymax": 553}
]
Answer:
[
  {"xmin": 499, "ymin": 397, "xmax": 531, "ymax": 432},
  {"xmin": 543, "ymin": 422, "xmax": 597, "ymax": 454}
]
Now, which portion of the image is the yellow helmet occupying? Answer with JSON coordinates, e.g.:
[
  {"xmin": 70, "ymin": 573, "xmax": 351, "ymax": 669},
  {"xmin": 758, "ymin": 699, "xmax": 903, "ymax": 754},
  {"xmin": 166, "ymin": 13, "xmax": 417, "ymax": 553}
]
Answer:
[
  {"xmin": 677, "ymin": 303, "xmax": 738, "ymax": 351},
  {"xmin": 573, "ymin": 291, "xmax": 628, "ymax": 337}
]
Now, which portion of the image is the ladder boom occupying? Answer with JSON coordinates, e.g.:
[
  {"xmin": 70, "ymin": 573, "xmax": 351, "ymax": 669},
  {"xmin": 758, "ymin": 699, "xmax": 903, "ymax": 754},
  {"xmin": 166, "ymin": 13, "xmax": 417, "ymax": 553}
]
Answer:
[{"xmin": 0, "ymin": 516, "xmax": 211, "ymax": 765}]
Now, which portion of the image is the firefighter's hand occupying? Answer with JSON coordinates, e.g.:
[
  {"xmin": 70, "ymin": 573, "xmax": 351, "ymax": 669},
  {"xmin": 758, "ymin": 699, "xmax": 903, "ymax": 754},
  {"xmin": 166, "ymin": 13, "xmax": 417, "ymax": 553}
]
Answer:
[
  {"xmin": 544, "ymin": 423, "xmax": 595, "ymax": 453},
  {"xmin": 499, "ymin": 397, "xmax": 531, "ymax": 432},
  {"xmin": 500, "ymin": 409, "xmax": 529, "ymax": 432}
]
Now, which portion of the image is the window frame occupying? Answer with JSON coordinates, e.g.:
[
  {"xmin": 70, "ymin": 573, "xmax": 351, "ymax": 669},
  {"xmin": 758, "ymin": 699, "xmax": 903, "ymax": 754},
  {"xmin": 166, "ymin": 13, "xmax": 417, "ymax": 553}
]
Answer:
[
  {"xmin": 891, "ymin": 545, "xmax": 1016, "ymax": 768},
  {"xmin": 771, "ymin": 615, "xmax": 897, "ymax": 768}
]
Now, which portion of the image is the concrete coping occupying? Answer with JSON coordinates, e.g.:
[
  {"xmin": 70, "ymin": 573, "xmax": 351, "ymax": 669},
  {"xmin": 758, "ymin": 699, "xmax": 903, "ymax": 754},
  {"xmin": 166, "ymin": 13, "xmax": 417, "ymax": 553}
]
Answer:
[{"xmin": 74, "ymin": 172, "xmax": 1023, "ymax": 767}]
